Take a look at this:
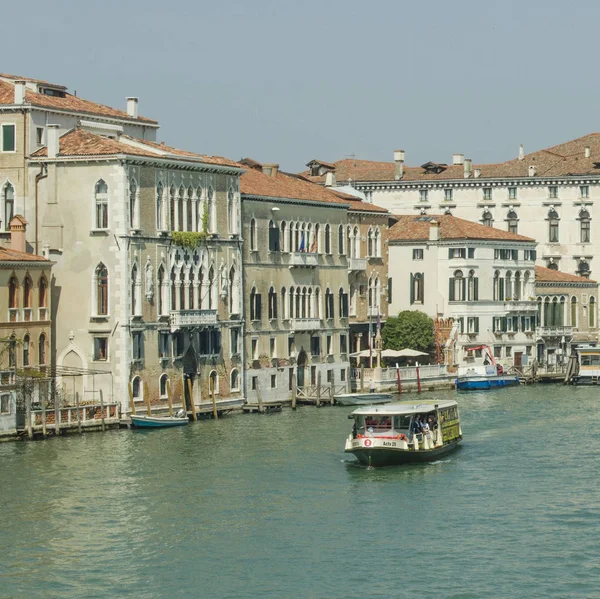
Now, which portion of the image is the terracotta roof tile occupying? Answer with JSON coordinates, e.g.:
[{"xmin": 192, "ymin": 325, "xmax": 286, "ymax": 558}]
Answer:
[
  {"xmin": 535, "ymin": 265, "xmax": 597, "ymax": 284},
  {"xmin": 0, "ymin": 78, "xmax": 157, "ymax": 124},
  {"xmin": 388, "ymin": 214, "xmax": 535, "ymax": 242},
  {"xmin": 31, "ymin": 128, "xmax": 240, "ymax": 168},
  {"xmin": 0, "ymin": 247, "xmax": 51, "ymax": 263}
]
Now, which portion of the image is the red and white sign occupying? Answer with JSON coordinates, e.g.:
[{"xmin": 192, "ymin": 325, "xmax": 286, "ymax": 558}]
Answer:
[{"xmin": 364, "ymin": 439, "xmax": 372, "ymax": 447}]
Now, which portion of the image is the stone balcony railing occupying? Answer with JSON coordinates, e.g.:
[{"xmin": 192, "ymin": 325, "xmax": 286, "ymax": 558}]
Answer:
[
  {"xmin": 503, "ymin": 300, "xmax": 537, "ymax": 312},
  {"xmin": 170, "ymin": 309, "xmax": 217, "ymax": 331},
  {"xmin": 348, "ymin": 258, "xmax": 367, "ymax": 271},
  {"xmin": 538, "ymin": 325, "xmax": 573, "ymax": 338},
  {"xmin": 291, "ymin": 317, "xmax": 321, "ymax": 331},
  {"xmin": 289, "ymin": 252, "xmax": 318, "ymax": 267}
]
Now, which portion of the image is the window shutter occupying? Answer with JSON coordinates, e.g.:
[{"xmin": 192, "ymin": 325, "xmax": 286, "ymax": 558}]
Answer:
[
  {"xmin": 448, "ymin": 248, "xmax": 453, "ymax": 259},
  {"xmin": 449, "ymin": 278, "xmax": 454, "ymax": 301},
  {"xmin": 421, "ymin": 275, "xmax": 425, "ymax": 303},
  {"xmin": 474, "ymin": 317, "xmax": 479, "ymax": 333},
  {"xmin": 499, "ymin": 278, "xmax": 505, "ymax": 300},
  {"xmin": 256, "ymin": 294, "xmax": 262, "ymax": 321},
  {"xmin": 273, "ymin": 295, "xmax": 278, "ymax": 319},
  {"xmin": 388, "ymin": 278, "xmax": 393, "ymax": 304},
  {"xmin": 474, "ymin": 277, "xmax": 479, "ymax": 301},
  {"xmin": 342, "ymin": 293, "xmax": 349, "ymax": 317},
  {"xmin": 461, "ymin": 279, "xmax": 466, "ymax": 301},
  {"xmin": 513, "ymin": 316, "xmax": 518, "ymax": 331},
  {"xmin": 521, "ymin": 316, "xmax": 526, "ymax": 331},
  {"xmin": 501, "ymin": 317, "xmax": 507, "ymax": 332},
  {"xmin": 410, "ymin": 274, "xmax": 414, "ymax": 304}
]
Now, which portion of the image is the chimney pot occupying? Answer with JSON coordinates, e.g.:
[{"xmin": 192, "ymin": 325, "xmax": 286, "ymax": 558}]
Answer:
[
  {"xmin": 452, "ymin": 153, "xmax": 464, "ymax": 165},
  {"xmin": 10, "ymin": 216, "xmax": 27, "ymax": 253},
  {"xmin": 518, "ymin": 144, "xmax": 525, "ymax": 161},
  {"xmin": 528, "ymin": 165, "xmax": 537, "ymax": 177},
  {"xmin": 262, "ymin": 163, "xmax": 279, "ymax": 178},
  {"xmin": 126, "ymin": 97, "xmax": 139, "ymax": 118},
  {"xmin": 14, "ymin": 80, "xmax": 26, "ymax": 105},
  {"xmin": 394, "ymin": 149, "xmax": 405, "ymax": 180},
  {"xmin": 474, "ymin": 168, "xmax": 481, "ymax": 178},
  {"xmin": 325, "ymin": 171, "xmax": 336, "ymax": 187},
  {"xmin": 46, "ymin": 124, "xmax": 60, "ymax": 158},
  {"xmin": 463, "ymin": 158, "xmax": 473, "ymax": 178},
  {"xmin": 585, "ymin": 146, "xmax": 591, "ymax": 158},
  {"xmin": 429, "ymin": 220, "xmax": 440, "ymax": 241}
]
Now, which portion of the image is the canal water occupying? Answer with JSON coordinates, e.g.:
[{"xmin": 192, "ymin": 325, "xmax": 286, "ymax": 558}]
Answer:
[{"xmin": 1, "ymin": 384, "xmax": 599, "ymax": 598}]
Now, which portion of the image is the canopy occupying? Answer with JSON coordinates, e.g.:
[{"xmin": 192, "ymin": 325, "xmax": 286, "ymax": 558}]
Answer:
[{"xmin": 349, "ymin": 348, "xmax": 429, "ymax": 358}]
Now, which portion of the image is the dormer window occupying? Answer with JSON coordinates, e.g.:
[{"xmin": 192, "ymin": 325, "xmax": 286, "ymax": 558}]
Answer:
[
  {"xmin": 421, "ymin": 162, "xmax": 447, "ymax": 174},
  {"xmin": 39, "ymin": 87, "xmax": 66, "ymax": 98}
]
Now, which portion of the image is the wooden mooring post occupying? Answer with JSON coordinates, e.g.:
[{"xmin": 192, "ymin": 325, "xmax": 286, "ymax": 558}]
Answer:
[
  {"xmin": 25, "ymin": 393, "xmax": 33, "ymax": 440},
  {"xmin": 166, "ymin": 380, "xmax": 173, "ymax": 416},
  {"xmin": 99, "ymin": 389, "xmax": 106, "ymax": 432},
  {"xmin": 329, "ymin": 381, "xmax": 334, "ymax": 406},
  {"xmin": 41, "ymin": 393, "xmax": 47, "ymax": 438},
  {"xmin": 75, "ymin": 391, "xmax": 82, "ymax": 434},
  {"xmin": 128, "ymin": 382, "xmax": 136, "ymax": 416},
  {"xmin": 187, "ymin": 378, "xmax": 197, "ymax": 421},
  {"xmin": 210, "ymin": 379, "xmax": 218, "ymax": 420},
  {"xmin": 256, "ymin": 378, "xmax": 265, "ymax": 414},
  {"xmin": 144, "ymin": 382, "xmax": 152, "ymax": 416},
  {"xmin": 291, "ymin": 373, "xmax": 297, "ymax": 410},
  {"xmin": 53, "ymin": 386, "xmax": 60, "ymax": 436},
  {"xmin": 316, "ymin": 371, "xmax": 321, "ymax": 408}
]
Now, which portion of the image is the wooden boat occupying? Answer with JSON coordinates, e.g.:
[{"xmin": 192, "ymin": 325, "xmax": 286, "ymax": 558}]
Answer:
[
  {"xmin": 334, "ymin": 392, "xmax": 393, "ymax": 406},
  {"xmin": 130, "ymin": 413, "xmax": 189, "ymax": 428},
  {"xmin": 344, "ymin": 400, "xmax": 462, "ymax": 467},
  {"xmin": 456, "ymin": 345, "xmax": 519, "ymax": 390}
]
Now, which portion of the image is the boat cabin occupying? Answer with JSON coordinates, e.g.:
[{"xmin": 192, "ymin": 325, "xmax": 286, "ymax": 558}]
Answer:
[{"xmin": 576, "ymin": 345, "xmax": 600, "ymax": 380}]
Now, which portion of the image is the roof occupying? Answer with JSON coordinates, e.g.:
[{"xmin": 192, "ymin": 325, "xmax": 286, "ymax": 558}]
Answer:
[
  {"xmin": 0, "ymin": 77, "xmax": 157, "ymax": 124},
  {"xmin": 350, "ymin": 400, "xmax": 457, "ymax": 416},
  {"xmin": 0, "ymin": 247, "xmax": 51, "ymax": 263},
  {"xmin": 535, "ymin": 265, "xmax": 597, "ymax": 284},
  {"xmin": 388, "ymin": 214, "xmax": 535, "ymax": 243},
  {"xmin": 31, "ymin": 128, "xmax": 240, "ymax": 168},
  {"xmin": 241, "ymin": 162, "xmax": 389, "ymax": 213},
  {"xmin": 300, "ymin": 133, "xmax": 600, "ymax": 183}
]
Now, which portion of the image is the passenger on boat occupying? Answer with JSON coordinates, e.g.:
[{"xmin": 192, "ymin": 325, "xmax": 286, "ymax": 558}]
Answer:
[{"xmin": 411, "ymin": 417, "xmax": 422, "ymax": 435}]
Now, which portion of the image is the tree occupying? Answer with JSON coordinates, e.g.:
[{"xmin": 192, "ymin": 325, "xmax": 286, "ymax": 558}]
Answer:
[{"xmin": 382, "ymin": 310, "xmax": 435, "ymax": 355}]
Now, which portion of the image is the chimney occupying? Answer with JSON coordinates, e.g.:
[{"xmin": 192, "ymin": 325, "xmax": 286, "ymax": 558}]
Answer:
[
  {"xmin": 262, "ymin": 163, "xmax": 279, "ymax": 178},
  {"xmin": 474, "ymin": 168, "xmax": 481, "ymax": 178},
  {"xmin": 528, "ymin": 165, "xmax": 537, "ymax": 177},
  {"xmin": 429, "ymin": 220, "xmax": 440, "ymax": 241},
  {"xmin": 126, "ymin": 97, "xmax": 139, "ymax": 118},
  {"xmin": 394, "ymin": 149, "xmax": 405, "ymax": 180},
  {"xmin": 518, "ymin": 144, "xmax": 525, "ymax": 161},
  {"xmin": 452, "ymin": 153, "xmax": 464, "ymax": 165},
  {"xmin": 585, "ymin": 146, "xmax": 591, "ymax": 158},
  {"xmin": 10, "ymin": 216, "xmax": 27, "ymax": 253},
  {"xmin": 325, "ymin": 171, "xmax": 336, "ymax": 187},
  {"xmin": 463, "ymin": 158, "xmax": 472, "ymax": 178},
  {"xmin": 14, "ymin": 80, "xmax": 26, "ymax": 105},
  {"xmin": 46, "ymin": 124, "xmax": 60, "ymax": 158}
]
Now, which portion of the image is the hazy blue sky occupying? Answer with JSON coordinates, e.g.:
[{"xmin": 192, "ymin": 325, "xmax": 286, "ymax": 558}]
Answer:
[{"xmin": 3, "ymin": 0, "xmax": 598, "ymax": 171}]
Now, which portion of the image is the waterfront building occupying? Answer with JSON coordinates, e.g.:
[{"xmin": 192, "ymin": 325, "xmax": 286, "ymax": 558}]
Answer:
[
  {"xmin": 387, "ymin": 214, "xmax": 538, "ymax": 369},
  {"xmin": 0, "ymin": 217, "xmax": 52, "ymax": 436},
  {"xmin": 534, "ymin": 266, "xmax": 599, "ymax": 365},
  {"xmin": 240, "ymin": 160, "xmax": 389, "ymax": 403}
]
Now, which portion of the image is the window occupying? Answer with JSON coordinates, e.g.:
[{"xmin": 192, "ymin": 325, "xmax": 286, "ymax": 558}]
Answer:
[
  {"xmin": 1, "ymin": 124, "xmax": 16, "ymax": 152},
  {"xmin": 482, "ymin": 210, "xmax": 493, "ymax": 227},
  {"xmin": 311, "ymin": 335, "xmax": 320, "ymax": 356},
  {"xmin": 36, "ymin": 127, "xmax": 44, "ymax": 145},
  {"xmin": 250, "ymin": 287, "xmax": 262, "ymax": 321},
  {"xmin": 326, "ymin": 369, "xmax": 333, "ymax": 383},
  {"xmin": 387, "ymin": 278, "xmax": 392, "ymax": 305},
  {"xmin": 524, "ymin": 249, "xmax": 537, "ymax": 261},
  {"xmin": 230, "ymin": 328, "xmax": 240, "ymax": 356},
  {"xmin": 38, "ymin": 276, "xmax": 48, "ymax": 319},
  {"xmin": 270, "ymin": 337, "xmax": 276, "ymax": 358},
  {"xmin": 288, "ymin": 336, "xmax": 295, "ymax": 357},
  {"xmin": 419, "ymin": 189, "xmax": 428, "ymax": 202},
  {"xmin": 548, "ymin": 208, "xmax": 559, "ymax": 243},
  {"xmin": 160, "ymin": 374, "xmax": 169, "ymax": 398},
  {"xmin": 209, "ymin": 370, "xmax": 219, "ymax": 395},
  {"xmin": 158, "ymin": 332, "xmax": 170, "ymax": 358},
  {"xmin": 413, "ymin": 248, "xmax": 423, "ymax": 260},
  {"xmin": 508, "ymin": 187, "xmax": 517, "ymax": 200},
  {"xmin": 207, "ymin": 187, "xmax": 216, "ymax": 233},
  {"xmin": 324, "ymin": 224, "xmax": 331, "ymax": 254},
  {"xmin": 23, "ymin": 276, "xmax": 32, "ymax": 320},
  {"xmin": 129, "ymin": 179, "xmax": 138, "ymax": 229},
  {"xmin": 577, "ymin": 260, "xmax": 590, "ymax": 278},
  {"xmin": 580, "ymin": 185, "xmax": 590, "ymax": 199},
  {"xmin": 444, "ymin": 188, "xmax": 453, "ymax": 202},
  {"xmin": 325, "ymin": 288, "xmax": 334, "ymax": 319},
  {"xmin": 505, "ymin": 346, "xmax": 512, "ymax": 357},
  {"xmin": 230, "ymin": 369, "xmax": 240, "ymax": 392},
  {"xmin": 326, "ymin": 334, "xmax": 332, "ymax": 355},
  {"xmin": 39, "ymin": 333, "xmax": 46, "ymax": 365},
  {"xmin": 590, "ymin": 296, "xmax": 596, "ymax": 328},
  {"xmin": 270, "ymin": 374, "xmax": 277, "ymax": 389},
  {"xmin": 132, "ymin": 332, "xmax": 144, "ymax": 361},
  {"xmin": 467, "ymin": 317, "xmax": 479, "ymax": 334},
  {"xmin": 493, "ymin": 346, "xmax": 502, "ymax": 358},
  {"xmin": 227, "ymin": 188, "xmax": 236, "ymax": 234},
  {"xmin": 268, "ymin": 220, "xmax": 280, "ymax": 252},
  {"xmin": 131, "ymin": 264, "xmax": 141, "ymax": 317},
  {"xmin": 3, "ymin": 183, "xmax": 14, "ymax": 231},
  {"xmin": 156, "ymin": 182, "xmax": 164, "ymax": 230},
  {"xmin": 8, "ymin": 337, "xmax": 15, "ymax": 368},
  {"xmin": 448, "ymin": 248, "xmax": 466, "ymax": 259},
  {"xmin": 338, "ymin": 225, "xmax": 345, "ymax": 255},
  {"xmin": 251, "ymin": 376, "xmax": 258, "ymax": 390},
  {"xmin": 94, "ymin": 180, "xmax": 108, "ymax": 229},
  {"xmin": 571, "ymin": 297, "xmax": 578, "ymax": 328},
  {"xmin": 22, "ymin": 334, "xmax": 30, "ymax": 367},
  {"xmin": 0, "ymin": 394, "xmax": 10, "ymax": 415},
  {"xmin": 177, "ymin": 186, "xmax": 184, "ymax": 232},
  {"xmin": 367, "ymin": 228, "xmax": 374, "ymax": 257},
  {"xmin": 8, "ymin": 275, "xmax": 18, "ymax": 322},
  {"xmin": 341, "ymin": 369, "xmax": 346, "ymax": 382},
  {"xmin": 468, "ymin": 270, "xmax": 479, "ymax": 301},
  {"xmin": 131, "ymin": 376, "xmax": 142, "ymax": 402},
  {"xmin": 467, "ymin": 248, "xmax": 475, "ymax": 259},
  {"xmin": 483, "ymin": 188, "xmax": 492, "ymax": 201},
  {"xmin": 410, "ymin": 273, "xmax": 424, "ymax": 304},
  {"xmin": 173, "ymin": 332, "xmax": 185, "ymax": 357},
  {"xmin": 250, "ymin": 218, "xmax": 257, "ymax": 250},
  {"xmin": 580, "ymin": 210, "xmax": 591, "ymax": 243},
  {"xmin": 507, "ymin": 209, "xmax": 518, "ymax": 234},
  {"xmin": 340, "ymin": 334, "xmax": 348, "ymax": 355},
  {"xmin": 90, "ymin": 336, "xmax": 108, "ymax": 361},
  {"xmin": 339, "ymin": 288, "xmax": 349, "ymax": 317},
  {"xmin": 548, "ymin": 186, "xmax": 558, "ymax": 199},
  {"xmin": 268, "ymin": 287, "xmax": 278, "ymax": 320},
  {"xmin": 95, "ymin": 264, "xmax": 108, "ymax": 316},
  {"xmin": 449, "ymin": 270, "xmax": 465, "ymax": 301},
  {"xmin": 251, "ymin": 338, "xmax": 258, "ymax": 360}
]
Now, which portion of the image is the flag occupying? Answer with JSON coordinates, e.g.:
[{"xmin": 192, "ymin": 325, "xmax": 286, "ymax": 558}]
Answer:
[
  {"xmin": 309, "ymin": 237, "xmax": 317, "ymax": 253},
  {"xmin": 298, "ymin": 232, "xmax": 306, "ymax": 252}
]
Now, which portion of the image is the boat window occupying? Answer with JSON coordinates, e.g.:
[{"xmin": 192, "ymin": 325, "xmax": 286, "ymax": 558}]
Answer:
[
  {"xmin": 363, "ymin": 415, "xmax": 393, "ymax": 433},
  {"xmin": 439, "ymin": 406, "xmax": 458, "ymax": 421},
  {"xmin": 393, "ymin": 415, "xmax": 412, "ymax": 430},
  {"xmin": 581, "ymin": 354, "xmax": 600, "ymax": 366}
]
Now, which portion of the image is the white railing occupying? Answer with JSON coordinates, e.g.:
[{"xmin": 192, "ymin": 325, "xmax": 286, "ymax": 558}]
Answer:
[
  {"xmin": 170, "ymin": 309, "xmax": 217, "ymax": 329},
  {"xmin": 504, "ymin": 300, "xmax": 537, "ymax": 312},
  {"xmin": 291, "ymin": 317, "xmax": 321, "ymax": 331},
  {"xmin": 30, "ymin": 402, "xmax": 121, "ymax": 430},
  {"xmin": 289, "ymin": 252, "xmax": 318, "ymax": 267},
  {"xmin": 538, "ymin": 326, "xmax": 573, "ymax": 337},
  {"xmin": 352, "ymin": 364, "xmax": 448, "ymax": 382},
  {"xmin": 348, "ymin": 258, "xmax": 367, "ymax": 271}
]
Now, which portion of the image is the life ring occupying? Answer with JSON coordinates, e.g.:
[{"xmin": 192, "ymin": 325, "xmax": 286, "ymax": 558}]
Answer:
[
  {"xmin": 398, "ymin": 434, "xmax": 407, "ymax": 441},
  {"xmin": 364, "ymin": 439, "xmax": 372, "ymax": 447}
]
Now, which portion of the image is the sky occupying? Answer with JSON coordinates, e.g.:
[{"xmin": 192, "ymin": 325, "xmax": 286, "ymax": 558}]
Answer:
[{"xmin": 3, "ymin": 0, "xmax": 599, "ymax": 171}]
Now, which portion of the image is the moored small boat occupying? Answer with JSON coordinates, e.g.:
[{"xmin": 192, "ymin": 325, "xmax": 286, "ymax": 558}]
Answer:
[
  {"xmin": 334, "ymin": 392, "xmax": 393, "ymax": 406},
  {"xmin": 130, "ymin": 412, "xmax": 189, "ymax": 428},
  {"xmin": 344, "ymin": 400, "xmax": 462, "ymax": 467},
  {"xmin": 456, "ymin": 345, "xmax": 519, "ymax": 391}
]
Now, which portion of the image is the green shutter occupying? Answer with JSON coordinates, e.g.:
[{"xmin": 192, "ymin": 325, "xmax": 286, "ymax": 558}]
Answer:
[
  {"xmin": 421, "ymin": 274, "xmax": 424, "ymax": 303},
  {"xmin": 474, "ymin": 277, "xmax": 479, "ymax": 301},
  {"xmin": 410, "ymin": 274, "xmax": 414, "ymax": 304},
  {"xmin": 449, "ymin": 278, "xmax": 454, "ymax": 301},
  {"xmin": 475, "ymin": 317, "xmax": 479, "ymax": 333}
]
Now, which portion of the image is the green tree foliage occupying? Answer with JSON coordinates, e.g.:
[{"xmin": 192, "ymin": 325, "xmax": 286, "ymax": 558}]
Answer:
[{"xmin": 382, "ymin": 310, "xmax": 435, "ymax": 355}]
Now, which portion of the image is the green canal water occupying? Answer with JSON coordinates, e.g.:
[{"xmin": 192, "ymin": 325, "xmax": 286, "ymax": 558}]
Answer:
[{"xmin": 1, "ymin": 385, "xmax": 600, "ymax": 598}]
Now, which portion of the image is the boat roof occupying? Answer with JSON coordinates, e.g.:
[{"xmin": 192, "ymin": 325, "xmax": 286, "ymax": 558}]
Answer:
[{"xmin": 351, "ymin": 400, "xmax": 457, "ymax": 416}]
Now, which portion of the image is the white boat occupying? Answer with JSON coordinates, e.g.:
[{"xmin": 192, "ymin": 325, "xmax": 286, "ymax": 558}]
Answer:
[
  {"xmin": 334, "ymin": 392, "xmax": 393, "ymax": 406},
  {"xmin": 456, "ymin": 345, "xmax": 519, "ymax": 390},
  {"xmin": 344, "ymin": 400, "xmax": 462, "ymax": 467}
]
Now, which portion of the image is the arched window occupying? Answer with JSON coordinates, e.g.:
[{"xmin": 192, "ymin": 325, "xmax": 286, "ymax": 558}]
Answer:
[
  {"xmin": 38, "ymin": 275, "xmax": 48, "ymax": 317},
  {"xmin": 579, "ymin": 209, "xmax": 591, "ymax": 243},
  {"xmin": 268, "ymin": 286, "xmax": 278, "ymax": 320},
  {"xmin": 8, "ymin": 275, "xmax": 18, "ymax": 321},
  {"xmin": 129, "ymin": 179, "xmax": 138, "ymax": 229},
  {"xmin": 367, "ymin": 227, "xmax": 374, "ymax": 256},
  {"xmin": 228, "ymin": 188, "xmax": 235, "ymax": 233},
  {"xmin": 314, "ymin": 287, "xmax": 321, "ymax": 319},
  {"xmin": 229, "ymin": 266, "xmax": 239, "ymax": 315},
  {"xmin": 8, "ymin": 336, "xmax": 16, "ymax": 368},
  {"xmin": 131, "ymin": 264, "xmax": 140, "ymax": 316},
  {"xmin": 95, "ymin": 179, "xmax": 108, "ymax": 229},
  {"xmin": 281, "ymin": 287, "xmax": 287, "ymax": 319},
  {"xmin": 482, "ymin": 210, "xmax": 493, "ymax": 227},
  {"xmin": 156, "ymin": 182, "xmax": 164, "ymax": 230},
  {"xmin": 250, "ymin": 218, "xmax": 257, "ymax": 250},
  {"xmin": 571, "ymin": 296, "xmax": 578, "ymax": 328},
  {"xmin": 505, "ymin": 271, "xmax": 513, "ymax": 300},
  {"xmin": 493, "ymin": 270, "xmax": 501, "ymax": 301},
  {"xmin": 325, "ymin": 288, "xmax": 334, "ymax": 319},
  {"xmin": 171, "ymin": 268, "xmax": 178, "ymax": 311},
  {"xmin": 3, "ymin": 183, "xmax": 14, "ymax": 231},
  {"xmin": 207, "ymin": 187, "xmax": 216, "ymax": 233},
  {"xmin": 507, "ymin": 209, "xmax": 518, "ymax": 234},
  {"xmin": 324, "ymin": 224, "xmax": 331, "ymax": 254},
  {"xmin": 185, "ymin": 186, "xmax": 193, "ymax": 231},
  {"xmin": 196, "ymin": 187, "xmax": 204, "ymax": 232},
  {"xmin": 208, "ymin": 266, "xmax": 215, "ymax": 310},
  {"xmin": 95, "ymin": 264, "xmax": 108, "ymax": 316},
  {"xmin": 280, "ymin": 222, "xmax": 287, "ymax": 252},
  {"xmin": 188, "ymin": 270, "xmax": 195, "ymax": 309},
  {"xmin": 157, "ymin": 265, "xmax": 165, "ymax": 316},
  {"xmin": 410, "ymin": 273, "xmax": 424, "ymax": 304},
  {"xmin": 198, "ymin": 268, "xmax": 204, "ymax": 309},
  {"xmin": 23, "ymin": 275, "xmax": 32, "ymax": 308},
  {"xmin": 468, "ymin": 269, "xmax": 478, "ymax": 301},
  {"xmin": 514, "ymin": 271, "xmax": 522, "ymax": 301},
  {"xmin": 449, "ymin": 270, "xmax": 465, "ymax": 301},
  {"xmin": 209, "ymin": 370, "xmax": 219, "ymax": 395},
  {"xmin": 131, "ymin": 376, "xmax": 142, "ymax": 402},
  {"xmin": 230, "ymin": 369, "xmax": 240, "ymax": 392},
  {"xmin": 179, "ymin": 268, "xmax": 186, "ymax": 311},
  {"xmin": 177, "ymin": 186, "xmax": 185, "ymax": 232},
  {"xmin": 268, "ymin": 220, "xmax": 280, "ymax": 252},
  {"xmin": 374, "ymin": 227, "xmax": 381, "ymax": 257},
  {"xmin": 23, "ymin": 334, "xmax": 30, "ymax": 367},
  {"xmin": 289, "ymin": 286, "xmax": 295, "ymax": 319},
  {"xmin": 590, "ymin": 296, "xmax": 596, "ymax": 328},
  {"xmin": 338, "ymin": 287, "xmax": 348, "ymax": 317},
  {"xmin": 39, "ymin": 333, "xmax": 46, "ymax": 365},
  {"xmin": 160, "ymin": 374, "xmax": 169, "ymax": 398},
  {"xmin": 169, "ymin": 185, "xmax": 176, "ymax": 230},
  {"xmin": 313, "ymin": 224, "xmax": 320, "ymax": 253},
  {"xmin": 577, "ymin": 260, "xmax": 591, "ymax": 278},
  {"xmin": 338, "ymin": 225, "xmax": 345, "ymax": 255},
  {"xmin": 548, "ymin": 208, "xmax": 560, "ymax": 243}
]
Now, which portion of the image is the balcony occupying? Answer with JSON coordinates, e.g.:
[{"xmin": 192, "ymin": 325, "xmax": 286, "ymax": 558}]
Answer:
[
  {"xmin": 291, "ymin": 318, "xmax": 321, "ymax": 331},
  {"xmin": 170, "ymin": 309, "xmax": 217, "ymax": 331},
  {"xmin": 538, "ymin": 325, "xmax": 573, "ymax": 338},
  {"xmin": 289, "ymin": 252, "xmax": 318, "ymax": 268},
  {"xmin": 348, "ymin": 258, "xmax": 367, "ymax": 271},
  {"xmin": 503, "ymin": 300, "xmax": 537, "ymax": 312}
]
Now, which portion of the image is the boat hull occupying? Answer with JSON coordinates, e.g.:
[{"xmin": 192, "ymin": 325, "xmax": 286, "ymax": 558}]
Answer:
[
  {"xmin": 335, "ymin": 393, "xmax": 393, "ymax": 406},
  {"xmin": 346, "ymin": 438, "xmax": 461, "ymax": 467},
  {"xmin": 455, "ymin": 375, "xmax": 520, "ymax": 391},
  {"xmin": 130, "ymin": 415, "xmax": 189, "ymax": 428}
]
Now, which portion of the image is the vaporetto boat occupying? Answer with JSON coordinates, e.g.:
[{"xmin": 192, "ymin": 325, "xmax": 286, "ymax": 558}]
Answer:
[{"xmin": 344, "ymin": 400, "xmax": 462, "ymax": 467}]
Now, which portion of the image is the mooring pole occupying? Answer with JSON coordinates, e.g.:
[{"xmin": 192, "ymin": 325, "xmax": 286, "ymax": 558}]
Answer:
[
  {"xmin": 187, "ymin": 378, "xmax": 197, "ymax": 421},
  {"xmin": 396, "ymin": 362, "xmax": 402, "ymax": 394},
  {"xmin": 316, "ymin": 371, "xmax": 321, "ymax": 408},
  {"xmin": 144, "ymin": 381, "xmax": 152, "ymax": 416},
  {"xmin": 128, "ymin": 382, "xmax": 136, "ymax": 416},
  {"xmin": 416, "ymin": 362, "xmax": 421, "ymax": 393},
  {"xmin": 99, "ymin": 389, "xmax": 106, "ymax": 432},
  {"xmin": 210, "ymin": 378, "xmax": 218, "ymax": 420},
  {"xmin": 75, "ymin": 391, "xmax": 82, "ymax": 434},
  {"xmin": 166, "ymin": 379, "xmax": 173, "ymax": 416},
  {"xmin": 25, "ymin": 392, "xmax": 33, "ymax": 440},
  {"xmin": 291, "ymin": 373, "xmax": 297, "ymax": 410}
]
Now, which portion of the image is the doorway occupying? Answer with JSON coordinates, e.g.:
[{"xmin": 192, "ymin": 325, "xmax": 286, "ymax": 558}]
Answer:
[
  {"xmin": 297, "ymin": 350, "xmax": 307, "ymax": 388},
  {"xmin": 514, "ymin": 352, "xmax": 522, "ymax": 368},
  {"xmin": 182, "ymin": 346, "xmax": 198, "ymax": 410}
]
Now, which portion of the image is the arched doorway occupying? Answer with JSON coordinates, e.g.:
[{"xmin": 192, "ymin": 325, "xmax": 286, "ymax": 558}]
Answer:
[
  {"xmin": 182, "ymin": 346, "xmax": 198, "ymax": 411},
  {"xmin": 297, "ymin": 349, "xmax": 307, "ymax": 388}
]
